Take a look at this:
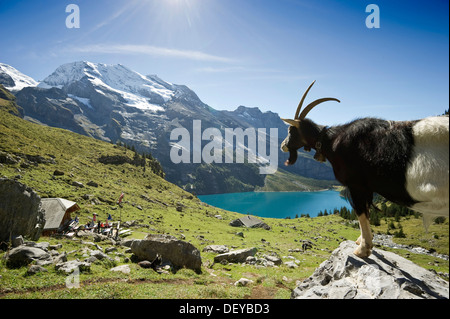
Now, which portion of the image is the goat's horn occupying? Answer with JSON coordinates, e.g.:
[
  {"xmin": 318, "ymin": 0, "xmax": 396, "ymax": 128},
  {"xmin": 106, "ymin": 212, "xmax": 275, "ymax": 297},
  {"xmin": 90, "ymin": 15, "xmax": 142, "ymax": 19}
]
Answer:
[
  {"xmin": 299, "ymin": 97, "xmax": 341, "ymax": 120},
  {"xmin": 294, "ymin": 80, "xmax": 316, "ymax": 119}
]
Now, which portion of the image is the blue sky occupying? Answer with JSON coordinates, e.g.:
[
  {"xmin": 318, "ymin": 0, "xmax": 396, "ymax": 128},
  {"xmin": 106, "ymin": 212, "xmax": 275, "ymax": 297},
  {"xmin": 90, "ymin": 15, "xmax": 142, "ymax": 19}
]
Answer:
[{"xmin": 0, "ymin": 0, "xmax": 448, "ymax": 125}]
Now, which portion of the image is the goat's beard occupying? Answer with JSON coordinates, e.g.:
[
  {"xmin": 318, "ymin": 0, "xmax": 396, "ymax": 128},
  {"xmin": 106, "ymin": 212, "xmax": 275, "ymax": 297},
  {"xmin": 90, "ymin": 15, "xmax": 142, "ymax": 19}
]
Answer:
[{"xmin": 284, "ymin": 149, "xmax": 298, "ymax": 166}]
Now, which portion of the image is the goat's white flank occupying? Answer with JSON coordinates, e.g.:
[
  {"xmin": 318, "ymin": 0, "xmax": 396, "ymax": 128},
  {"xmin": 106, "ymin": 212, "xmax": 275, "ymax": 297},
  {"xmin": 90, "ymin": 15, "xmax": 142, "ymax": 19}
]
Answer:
[{"xmin": 406, "ymin": 116, "xmax": 449, "ymax": 219}]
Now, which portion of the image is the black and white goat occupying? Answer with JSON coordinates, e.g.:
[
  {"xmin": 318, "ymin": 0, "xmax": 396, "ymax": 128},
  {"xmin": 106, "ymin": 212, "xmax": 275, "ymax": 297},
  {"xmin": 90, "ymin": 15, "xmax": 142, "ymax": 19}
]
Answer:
[{"xmin": 281, "ymin": 81, "xmax": 449, "ymax": 258}]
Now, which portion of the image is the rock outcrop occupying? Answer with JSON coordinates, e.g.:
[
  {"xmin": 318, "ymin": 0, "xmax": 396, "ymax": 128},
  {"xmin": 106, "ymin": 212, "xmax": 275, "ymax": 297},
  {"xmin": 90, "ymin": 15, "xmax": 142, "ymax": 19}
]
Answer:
[
  {"xmin": 5, "ymin": 246, "xmax": 52, "ymax": 268},
  {"xmin": 292, "ymin": 240, "xmax": 449, "ymax": 299},
  {"xmin": 0, "ymin": 178, "xmax": 45, "ymax": 243},
  {"xmin": 214, "ymin": 247, "xmax": 257, "ymax": 264},
  {"xmin": 4, "ymin": 242, "xmax": 68, "ymax": 268},
  {"xmin": 131, "ymin": 234, "xmax": 202, "ymax": 273}
]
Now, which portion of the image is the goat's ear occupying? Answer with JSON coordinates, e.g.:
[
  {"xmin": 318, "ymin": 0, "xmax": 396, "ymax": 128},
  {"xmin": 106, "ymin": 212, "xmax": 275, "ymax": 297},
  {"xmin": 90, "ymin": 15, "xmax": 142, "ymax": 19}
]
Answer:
[{"xmin": 281, "ymin": 118, "xmax": 300, "ymax": 128}]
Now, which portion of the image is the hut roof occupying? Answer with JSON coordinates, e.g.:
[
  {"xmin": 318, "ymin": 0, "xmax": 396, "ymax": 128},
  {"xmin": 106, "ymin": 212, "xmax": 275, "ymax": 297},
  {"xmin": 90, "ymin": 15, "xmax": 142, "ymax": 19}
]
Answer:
[
  {"xmin": 238, "ymin": 215, "xmax": 265, "ymax": 228},
  {"xmin": 42, "ymin": 198, "xmax": 79, "ymax": 230}
]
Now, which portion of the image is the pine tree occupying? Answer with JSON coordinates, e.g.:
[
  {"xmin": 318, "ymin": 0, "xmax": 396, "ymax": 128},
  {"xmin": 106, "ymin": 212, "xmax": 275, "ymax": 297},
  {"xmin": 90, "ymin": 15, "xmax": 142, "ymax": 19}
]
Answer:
[{"xmin": 371, "ymin": 210, "xmax": 381, "ymax": 226}]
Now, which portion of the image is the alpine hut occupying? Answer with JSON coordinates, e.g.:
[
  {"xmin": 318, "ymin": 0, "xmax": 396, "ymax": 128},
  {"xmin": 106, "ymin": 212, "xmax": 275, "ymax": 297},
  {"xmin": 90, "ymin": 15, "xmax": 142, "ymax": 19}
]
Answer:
[{"xmin": 41, "ymin": 198, "xmax": 80, "ymax": 236}]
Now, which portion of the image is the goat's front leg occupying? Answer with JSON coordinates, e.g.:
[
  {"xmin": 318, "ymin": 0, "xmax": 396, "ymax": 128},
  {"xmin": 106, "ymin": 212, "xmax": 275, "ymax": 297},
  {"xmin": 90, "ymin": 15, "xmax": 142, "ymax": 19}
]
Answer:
[{"xmin": 354, "ymin": 213, "xmax": 373, "ymax": 258}]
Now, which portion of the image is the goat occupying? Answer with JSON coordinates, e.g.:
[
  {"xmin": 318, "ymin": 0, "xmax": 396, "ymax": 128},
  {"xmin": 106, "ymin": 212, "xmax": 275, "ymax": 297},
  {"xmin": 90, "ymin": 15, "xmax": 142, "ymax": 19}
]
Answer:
[{"xmin": 281, "ymin": 81, "xmax": 449, "ymax": 258}]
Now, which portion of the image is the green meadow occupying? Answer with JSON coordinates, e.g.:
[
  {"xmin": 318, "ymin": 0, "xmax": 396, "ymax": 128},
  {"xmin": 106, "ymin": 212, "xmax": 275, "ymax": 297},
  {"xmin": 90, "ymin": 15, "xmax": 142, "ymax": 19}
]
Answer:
[{"xmin": 0, "ymin": 106, "xmax": 447, "ymax": 299}]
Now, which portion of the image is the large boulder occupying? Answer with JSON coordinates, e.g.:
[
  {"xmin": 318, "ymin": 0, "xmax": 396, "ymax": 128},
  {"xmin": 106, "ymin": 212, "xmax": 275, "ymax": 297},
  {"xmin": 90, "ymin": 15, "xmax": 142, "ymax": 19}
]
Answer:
[
  {"xmin": 292, "ymin": 240, "xmax": 449, "ymax": 299},
  {"xmin": 214, "ymin": 247, "xmax": 257, "ymax": 264},
  {"xmin": 0, "ymin": 178, "xmax": 45, "ymax": 243},
  {"xmin": 203, "ymin": 245, "xmax": 229, "ymax": 254},
  {"xmin": 131, "ymin": 234, "xmax": 202, "ymax": 273},
  {"xmin": 5, "ymin": 246, "xmax": 52, "ymax": 268}
]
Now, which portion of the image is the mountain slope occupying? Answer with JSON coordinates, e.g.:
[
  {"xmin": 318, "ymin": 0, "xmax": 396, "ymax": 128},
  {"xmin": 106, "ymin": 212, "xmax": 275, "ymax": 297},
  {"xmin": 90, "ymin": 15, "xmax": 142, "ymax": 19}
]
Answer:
[
  {"xmin": 0, "ymin": 84, "xmax": 23, "ymax": 117},
  {"xmin": 0, "ymin": 63, "xmax": 38, "ymax": 92},
  {"xmin": 0, "ymin": 101, "xmax": 211, "ymax": 225}
]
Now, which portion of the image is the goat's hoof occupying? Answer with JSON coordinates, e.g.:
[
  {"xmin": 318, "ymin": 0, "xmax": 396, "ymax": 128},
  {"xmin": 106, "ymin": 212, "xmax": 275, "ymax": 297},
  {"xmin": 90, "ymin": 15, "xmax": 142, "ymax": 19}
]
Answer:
[
  {"xmin": 355, "ymin": 236, "xmax": 373, "ymax": 249},
  {"xmin": 354, "ymin": 245, "xmax": 372, "ymax": 258}
]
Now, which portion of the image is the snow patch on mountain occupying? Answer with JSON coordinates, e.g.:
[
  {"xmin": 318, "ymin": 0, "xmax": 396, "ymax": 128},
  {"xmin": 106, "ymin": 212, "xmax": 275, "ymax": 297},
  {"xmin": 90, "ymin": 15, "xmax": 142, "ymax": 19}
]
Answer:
[
  {"xmin": 68, "ymin": 94, "xmax": 93, "ymax": 109},
  {"xmin": 0, "ymin": 63, "xmax": 38, "ymax": 91},
  {"xmin": 38, "ymin": 61, "xmax": 173, "ymax": 112}
]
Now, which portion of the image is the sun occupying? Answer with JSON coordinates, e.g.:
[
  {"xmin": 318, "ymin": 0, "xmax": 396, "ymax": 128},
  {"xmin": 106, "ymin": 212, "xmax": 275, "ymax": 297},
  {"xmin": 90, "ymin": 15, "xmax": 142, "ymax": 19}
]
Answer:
[
  {"xmin": 165, "ymin": 0, "xmax": 194, "ymax": 8},
  {"xmin": 159, "ymin": 0, "xmax": 203, "ymax": 28}
]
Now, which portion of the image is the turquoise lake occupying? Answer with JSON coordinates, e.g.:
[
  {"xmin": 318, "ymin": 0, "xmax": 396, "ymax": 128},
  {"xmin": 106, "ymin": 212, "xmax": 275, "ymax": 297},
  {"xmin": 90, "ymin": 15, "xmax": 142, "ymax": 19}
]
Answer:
[{"xmin": 198, "ymin": 190, "xmax": 352, "ymax": 219}]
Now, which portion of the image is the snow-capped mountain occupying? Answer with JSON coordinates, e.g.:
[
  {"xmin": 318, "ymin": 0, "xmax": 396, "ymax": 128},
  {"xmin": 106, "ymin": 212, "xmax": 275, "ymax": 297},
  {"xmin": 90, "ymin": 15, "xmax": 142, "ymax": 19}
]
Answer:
[
  {"xmin": 0, "ymin": 63, "xmax": 38, "ymax": 92},
  {"xmin": 3, "ymin": 61, "xmax": 335, "ymax": 193},
  {"xmin": 38, "ymin": 61, "xmax": 174, "ymax": 112}
]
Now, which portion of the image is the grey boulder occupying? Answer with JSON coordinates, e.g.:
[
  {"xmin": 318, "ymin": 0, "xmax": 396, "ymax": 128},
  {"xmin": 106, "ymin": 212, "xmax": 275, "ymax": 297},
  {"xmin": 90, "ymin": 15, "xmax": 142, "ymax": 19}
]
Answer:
[
  {"xmin": 292, "ymin": 240, "xmax": 449, "ymax": 299},
  {"xmin": 5, "ymin": 246, "xmax": 52, "ymax": 268},
  {"xmin": 131, "ymin": 234, "xmax": 202, "ymax": 273},
  {"xmin": 214, "ymin": 247, "xmax": 257, "ymax": 264}
]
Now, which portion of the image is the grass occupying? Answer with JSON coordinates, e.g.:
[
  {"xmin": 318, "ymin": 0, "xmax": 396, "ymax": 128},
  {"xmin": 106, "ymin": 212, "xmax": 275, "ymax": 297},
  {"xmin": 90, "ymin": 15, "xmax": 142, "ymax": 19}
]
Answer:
[
  {"xmin": 0, "ymin": 214, "xmax": 360, "ymax": 299},
  {"xmin": 371, "ymin": 214, "xmax": 449, "ymax": 255},
  {"xmin": 0, "ymin": 108, "xmax": 448, "ymax": 299}
]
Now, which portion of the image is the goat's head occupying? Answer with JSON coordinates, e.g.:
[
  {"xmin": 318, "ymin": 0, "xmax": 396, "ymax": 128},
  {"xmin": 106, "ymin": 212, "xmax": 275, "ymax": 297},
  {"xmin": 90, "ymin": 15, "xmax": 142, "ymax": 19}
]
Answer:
[{"xmin": 281, "ymin": 81, "xmax": 340, "ymax": 165}]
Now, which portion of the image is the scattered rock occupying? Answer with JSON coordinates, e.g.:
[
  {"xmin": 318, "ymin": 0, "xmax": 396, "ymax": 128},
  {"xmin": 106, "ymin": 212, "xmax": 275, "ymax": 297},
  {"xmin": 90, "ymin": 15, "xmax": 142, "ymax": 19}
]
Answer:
[
  {"xmin": 0, "ymin": 151, "xmax": 19, "ymax": 164},
  {"xmin": 90, "ymin": 250, "xmax": 114, "ymax": 262},
  {"xmin": 71, "ymin": 181, "xmax": 84, "ymax": 188},
  {"xmin": 53, "ymin": 170, "xmax": 64, "ymax": 176},
  {"xmin": 26, "ymin": 154, "xmax": 55, "ymax": 165},
  {"xmin": 235, "ymin": 278, "xmax": 254, "ymax": 287},
  {"xmin": 53, "ymin": 251, "xmax": 68, "ymax": 264},
  {"xmin": 82, "ymin": 194, "xmax": 93, "ymax": 200},
  {"xmin": 87, "ymin": 181, "xmax": 99, "ymax": 187},
  {"xmin": 203, "ymin": 245, "xmax": 229, "ymax": 254},
  {"xmin": 373, "ymin": 234, "xmax": 449, "ymax": 261},
  {"xmin": 26, "ymin": 265, "xmax": 48, "ymax": 275},
  {"xmin": 49, "ymin": 244, "xmax": 62, "ymax": 250},
  {"xmin": 292, "ymin": 240, "xmax": 449, "ymax": 299},
  {"xmin": 55, "ymin": 260, "xmax": 91, "ymax": 274},
  {"xmin": 81, "ymin": 241, "xmax": 103, "ymax": 251},
  {"xmin": 122, "ymin": 220, "xmax": 137, "ymax": 228},
  {"xmin": 284, "ymin": 261, "xmax": 298, "ymax": 269},
  {"xmin": 214, "ymin": 247, "xmax": 257, "ymax": 264},
  {"xmin": 263, "ymin": 254, "xmax": 282, "ymax": 266},
  {"xmin": 105, "ymin": 247, "xmax": 117, "ymax": 254},
  {"xmin": 110, "ymin": 265, "xmax": 130, "ymax": 274},
  {"xmin": 131, "ymin": 234, "xmax": 202, "ymax": 273}
]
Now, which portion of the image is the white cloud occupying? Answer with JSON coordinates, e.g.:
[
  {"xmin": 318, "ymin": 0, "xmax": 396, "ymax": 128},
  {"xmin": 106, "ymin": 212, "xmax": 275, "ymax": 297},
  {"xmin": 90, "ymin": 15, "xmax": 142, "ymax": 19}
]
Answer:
[{"xmin": 68, "ymin": 43, "xmax": 235, "ymax": 63}]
